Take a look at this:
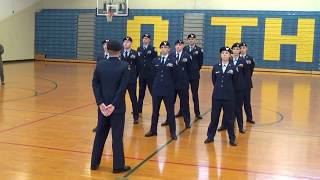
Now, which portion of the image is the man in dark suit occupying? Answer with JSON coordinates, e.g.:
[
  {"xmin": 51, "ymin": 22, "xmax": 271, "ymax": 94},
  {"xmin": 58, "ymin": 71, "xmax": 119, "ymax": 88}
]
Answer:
[
  {"xmin": 91, "ymin": 40, "xmax": 131, "ymax": 173},
  {"xmin": 120, "ymin": 36, "xmax": 140, "ymax": 124},
  {"xmin": 177, "ymin": 33, "xmax": 203, "ymax": 120},
  {"xmin": 240, "ymin": 42, "xmax": 255, "ymax": 124},
  {"xmin": 137, "ymin": 34, "xmax": 157, "ymax": 114},
  {"xmin": 0, "ymin": 43, "xmax": 4, "ymax": 86},
  {"xmin": 161, "ymin": 40, "xmax": 192, "ymax": 129},
  {"xmin": 218, "ymin": 43, "xmax": 246, "ymax": 133},
  {"xmin": 204, "ymin": 46, "xmax": 237, "ymax": 146},
  {"xmin": 145, "ymin": 41, "xmax": 177, "ymax": 140}
]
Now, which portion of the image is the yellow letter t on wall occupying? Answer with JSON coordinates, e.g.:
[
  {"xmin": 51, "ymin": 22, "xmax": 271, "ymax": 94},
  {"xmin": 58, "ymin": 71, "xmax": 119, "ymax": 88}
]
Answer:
[{"xmin": 211, "ymin": 17, "xmax": 258, "ymax": 46}]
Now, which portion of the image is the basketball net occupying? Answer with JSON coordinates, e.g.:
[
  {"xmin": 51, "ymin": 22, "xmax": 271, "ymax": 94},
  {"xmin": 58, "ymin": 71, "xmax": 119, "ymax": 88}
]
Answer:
[{"xmin": 105, "ymin": 11, "xmax": 114, "ymax": 23}]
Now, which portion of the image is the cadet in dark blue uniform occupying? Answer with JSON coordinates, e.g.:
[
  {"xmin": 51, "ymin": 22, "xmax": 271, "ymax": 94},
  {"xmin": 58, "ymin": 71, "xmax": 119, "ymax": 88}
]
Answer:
[
  {"xmin": 120, "ymin": 36, "xmax": 140, "ymax": 124},
  {"xmin": 91, "ymin": 40, "xmax": 131, "ymax": 173},
  {"xmin": 93, "ymin": 39, "xmax": 110, "ymax": 133},
  {"xmin": 161, "ymin": 40, "xmax": 191, "ymax": 129},
  {"xmin": 145, "ymin": 41, "xmax": 177, "ymax": 140},
  {"xmin": 240, "ymin": 42, "xmax": 255, "ymax": 124},
  {"xmin": 177, "ymin": 33, "xmax": 203, "ymax": 120},
  {"xmin": 137, "ymin": 34, "xmax": 158, "ymax": 113},
  {"xmin": 97, "ymin": 39, "xmax": 109, "ymax": 62},
  {"xmin": 204, "ymin": 46, "xmax": 237, "ymax": 146},
  {"xmin": 218, "ymin": 43, "xmax": 246, "ymax": 133}
]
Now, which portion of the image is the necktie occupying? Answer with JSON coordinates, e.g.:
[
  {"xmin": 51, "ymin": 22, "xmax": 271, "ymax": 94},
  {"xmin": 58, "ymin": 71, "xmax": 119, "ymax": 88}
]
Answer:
[
  {"xmin": 125, "ymin": 51, "xmax": 129, "ymax": 58},
  {"xmin": 223, "ymin": 65, "xmax": 227, "ymax": 73},
  {"xmin": 161, "ymin": 57, "xmax": 165, "ymax": 64},
  {"xmin": 176, "ymin": 53, "xmax": 179, "ymax": 59}
]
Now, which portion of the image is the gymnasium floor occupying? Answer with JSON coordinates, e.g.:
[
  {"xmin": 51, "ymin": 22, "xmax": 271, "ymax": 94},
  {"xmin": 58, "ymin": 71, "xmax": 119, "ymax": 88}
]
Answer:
[{"xmin": 0, "ymin": 61, "xmax": 319, "ymax": 179}]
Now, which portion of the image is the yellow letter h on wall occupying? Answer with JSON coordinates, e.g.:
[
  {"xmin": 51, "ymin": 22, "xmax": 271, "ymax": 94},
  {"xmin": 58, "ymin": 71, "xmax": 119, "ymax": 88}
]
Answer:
[{"xmin": 264, "ymin": 18, "xmax": 315, "ymax": 62}]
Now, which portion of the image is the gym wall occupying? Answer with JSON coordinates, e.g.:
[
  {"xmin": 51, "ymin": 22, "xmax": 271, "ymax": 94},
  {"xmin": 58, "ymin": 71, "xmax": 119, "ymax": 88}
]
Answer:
[
  {"xmin": 0, "ymin": 0, "xmax": 42, "ymax": 61},
  {"xmin": 36, "ymin": 1, "xmax": 320, "ymax": 71}
]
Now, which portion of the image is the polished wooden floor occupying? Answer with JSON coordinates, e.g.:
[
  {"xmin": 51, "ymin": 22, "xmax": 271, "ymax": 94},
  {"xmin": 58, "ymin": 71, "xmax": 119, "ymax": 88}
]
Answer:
[{"xmin": 0, "ymin": 61, "xmax": 319, "ymax": 180}]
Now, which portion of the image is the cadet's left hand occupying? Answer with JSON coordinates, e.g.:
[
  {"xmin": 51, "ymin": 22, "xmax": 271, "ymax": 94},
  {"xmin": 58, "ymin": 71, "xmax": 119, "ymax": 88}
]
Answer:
[
  {"xmin": 246, "ymin": 60, "xmax": 251, "ymax": 64},
  {"xmin": 238, "ymin": 64, "xmax": 244, "ymax": 68},
  {"xmin": 105, "ymin": 104, "xmax": 115, "ymax": 116}
]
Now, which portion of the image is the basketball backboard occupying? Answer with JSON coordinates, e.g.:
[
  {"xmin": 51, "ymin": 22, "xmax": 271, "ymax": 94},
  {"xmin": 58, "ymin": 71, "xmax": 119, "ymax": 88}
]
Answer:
[{"xmin": 96, "ymin": 0, "xmax": 128, "ymax": 16}]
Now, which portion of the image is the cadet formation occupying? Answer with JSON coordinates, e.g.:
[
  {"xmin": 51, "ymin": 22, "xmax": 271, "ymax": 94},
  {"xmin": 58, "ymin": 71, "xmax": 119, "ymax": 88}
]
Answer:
[{"xmin": 90, "ymin": 34, "xmax": 255, "ymax": 172}]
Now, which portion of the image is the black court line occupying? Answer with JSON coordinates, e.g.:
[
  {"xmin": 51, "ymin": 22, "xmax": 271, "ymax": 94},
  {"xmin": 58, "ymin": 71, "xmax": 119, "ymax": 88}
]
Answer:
[
  {"xmin": 248, "ymin": 105, "xmax": 285, "ymax": 127},
  {"xmin": 0, "ymin": 77, "xmax": 58, "ymax": 103},
  {"xmin": 122, "ymin": 108, "xmax": 212, "ymax": 178},
  {"xmin": 0, "ymin": 87, "xmax": 38, "ymax": 102},
  {"xmin": 36, "ymin": 77, "xmax": 58, "ymax": 95}
]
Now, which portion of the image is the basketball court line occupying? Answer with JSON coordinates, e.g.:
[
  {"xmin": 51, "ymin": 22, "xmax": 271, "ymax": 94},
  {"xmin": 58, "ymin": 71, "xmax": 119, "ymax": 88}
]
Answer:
[
  {"xmin": 0, "ymin": 102, "xmax": 95, "ymax": 134},
  {"xmin": 0, "ymin": 139, "xmax": 317, "ymax": 179},
  {"xmin": 0, "ymin": 77, "xmax": 58, "ymax": 103},
  {"xmin": 123, "ymin": 108, "xmax": 212, "ymax": 178},
  {"xmin": 122, "ymin": 106, "xmax": 285, "ymax": 179},
  {"xmin": 0, "ymin": 87, "xmax": 38, "ymax": 102},
  {"xmin": 4, "ymin": 104, "xmax": 317, "ymax": 139}
]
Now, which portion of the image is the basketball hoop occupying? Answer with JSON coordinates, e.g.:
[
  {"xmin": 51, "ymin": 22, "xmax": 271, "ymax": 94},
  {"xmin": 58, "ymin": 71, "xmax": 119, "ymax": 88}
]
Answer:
[{"xmin": 105, "ymin": 11, "xmax": 114, "ymax": 23}]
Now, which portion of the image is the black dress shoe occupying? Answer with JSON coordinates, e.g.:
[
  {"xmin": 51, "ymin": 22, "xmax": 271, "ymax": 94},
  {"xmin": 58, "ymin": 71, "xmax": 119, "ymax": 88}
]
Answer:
[
  {"xmin": 175, "ymin": 113, "xmax": 183, "ymax": 118},
  {"xmin": 1, "ymin": 82, "xmax": 4, "ymax": 85},
  {"xmin": 90, "ymin": 165, "xmax": 99, "ymax": 170},
  {"xmin": 229, "ymin": 140, "xmax": 238, "ymax": 146},
  {"xmin": 217, "ymin": 126, "xmax": 226, "ymax": 131},
  {"xmin": 247, "ymin": 120, "xmax": 255, "ymax": 124},
  {"xmin": 171, "ymin": 134, "xmax": 177, "ymax": 140},
  {"xmin": 239, "ymin": 129, "xmax": 246, "ymax": 134},
  {"xmin": 133, "ymin": 119, "xmax": 139, "ymax": 124},
  {"xmin": 92, "ymin": 127, "xmax": 97, "ymax": 132},
  {"xmin": 204, "ymin": 138, "xmax": 214, "ymax": 144},
  {"xmin": 113, "ymin": 165, "xmax": 131, "ymax": 173},
  {"xmin": 161, "ymin": 121, "xmax": 169, "ymax": 126},
  {"xmin": 195, "ymin": 115, "xmax": 203, "ymax": 120},
  {"xmin": 145, "ymin": 131, "xmax": 157, "ymax": 137},
  {"xmin": 185, "ymin": 124, "xmax": 191, "ymax": 129}
]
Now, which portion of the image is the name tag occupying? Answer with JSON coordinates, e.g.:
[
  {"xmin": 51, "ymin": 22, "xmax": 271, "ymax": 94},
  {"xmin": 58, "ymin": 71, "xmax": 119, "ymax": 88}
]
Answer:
[
  {"xmin": 227, "ymin": 70, "xmax": 234, "ymax": 74},
  {"xmin": 167, "ymin": 63, "xmax": 173, "ymax": 67}
]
